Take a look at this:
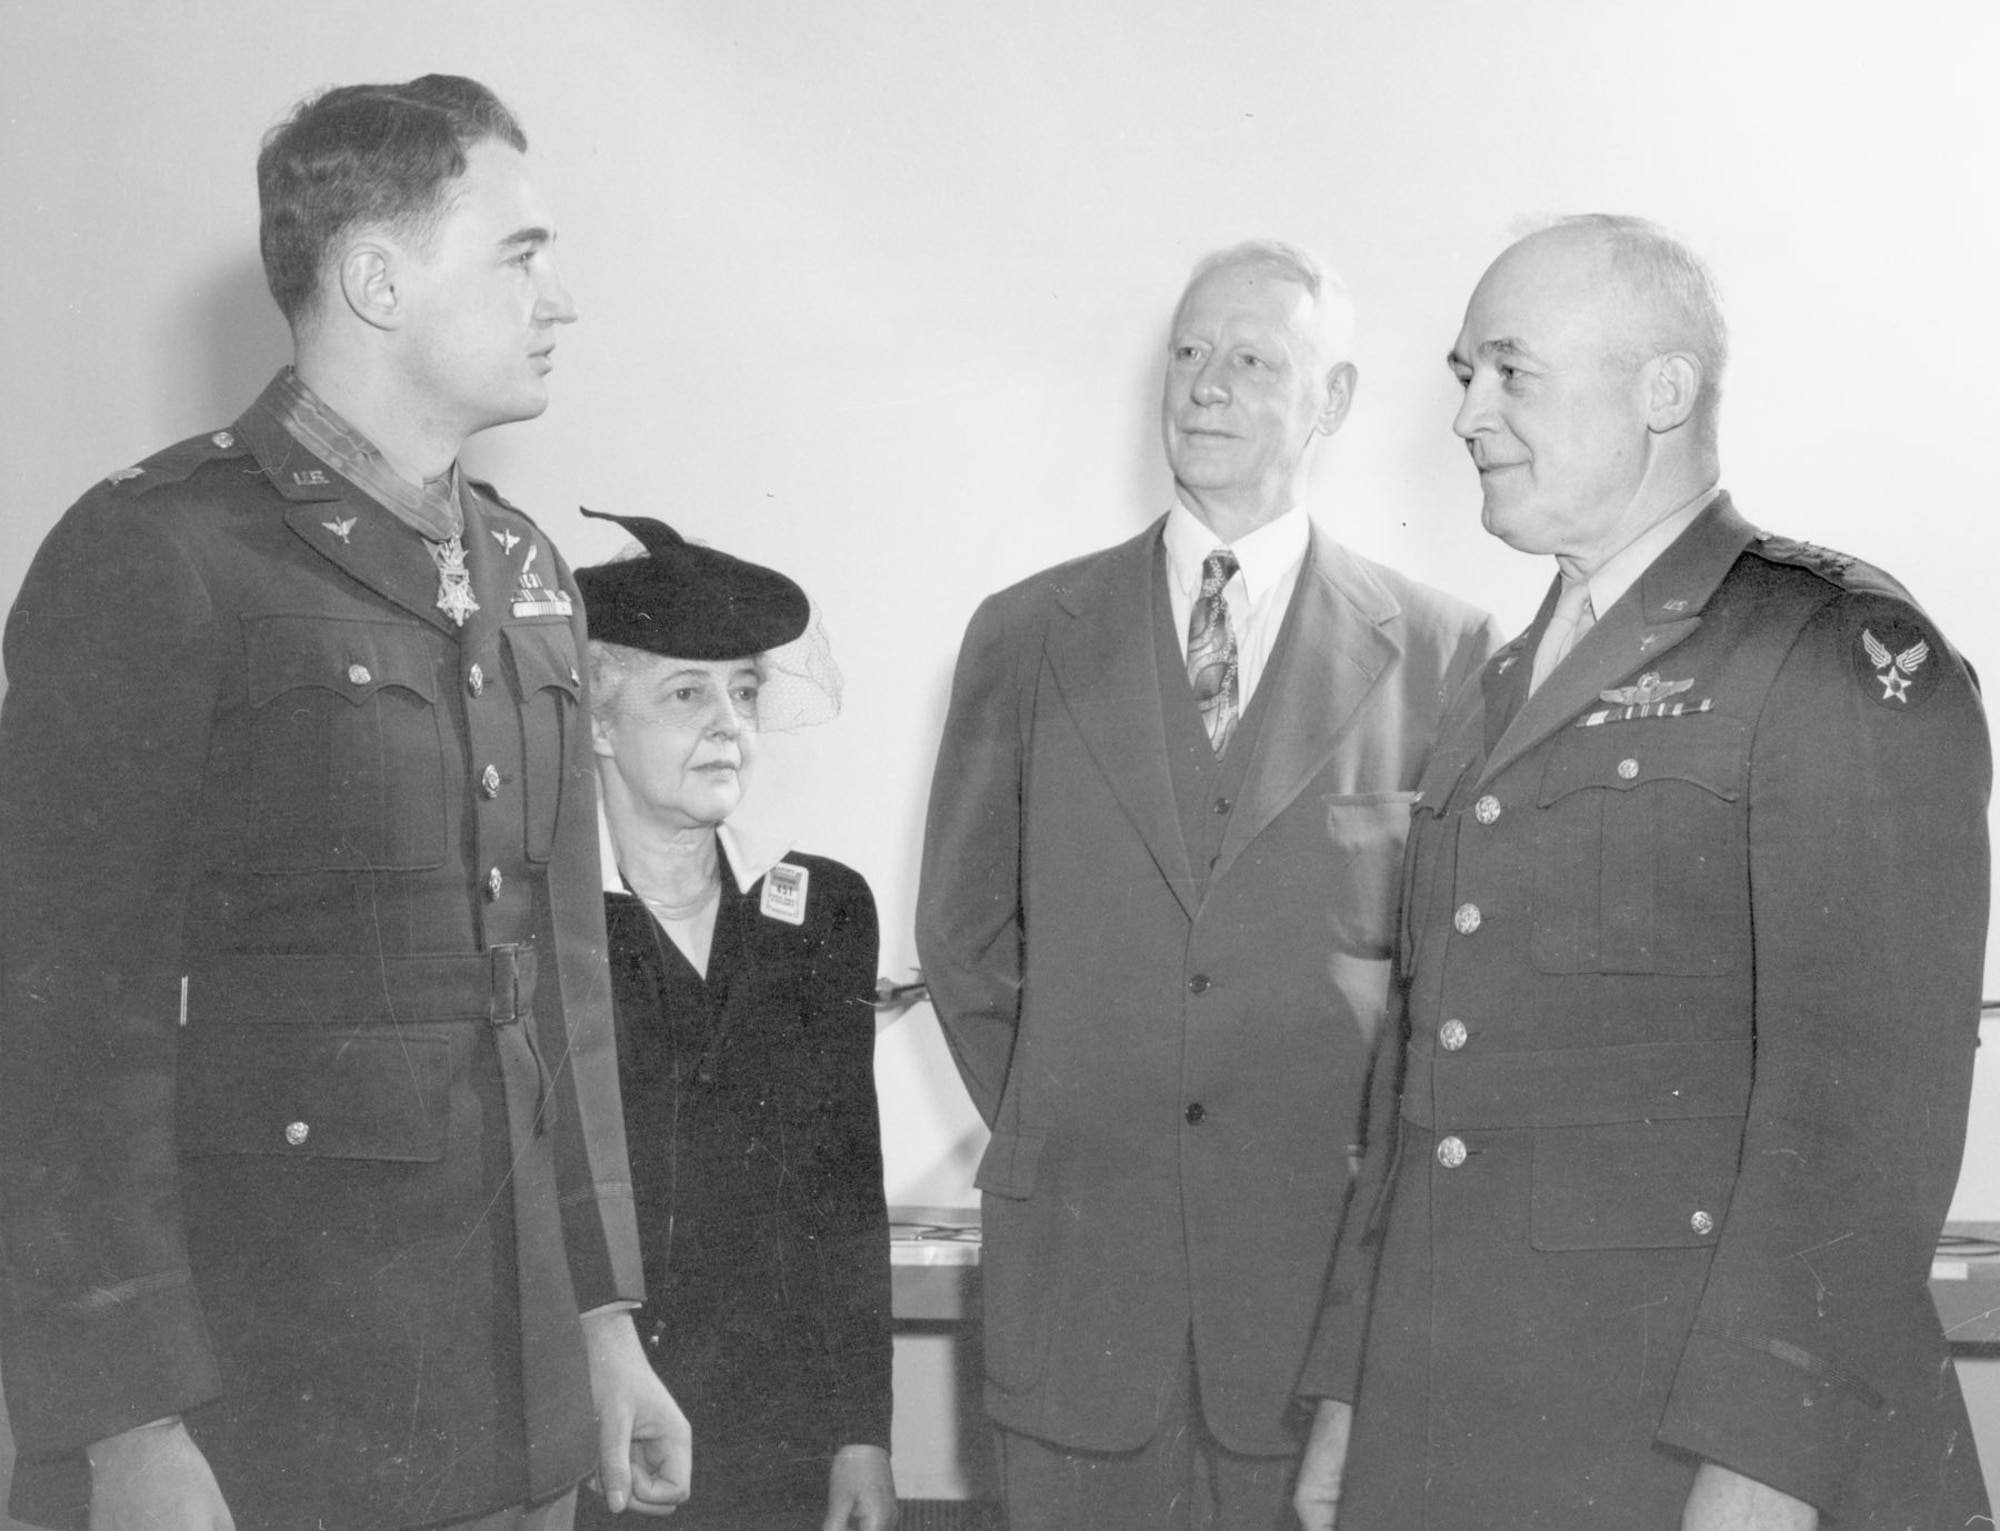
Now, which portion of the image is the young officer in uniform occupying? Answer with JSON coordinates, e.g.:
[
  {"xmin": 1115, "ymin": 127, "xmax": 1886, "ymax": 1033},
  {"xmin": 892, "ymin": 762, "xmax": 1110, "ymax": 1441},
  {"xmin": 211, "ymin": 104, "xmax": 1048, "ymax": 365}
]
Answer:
[{"xmin": 0, "ymin": 76, "xmax": 687, "ymax": 1531}]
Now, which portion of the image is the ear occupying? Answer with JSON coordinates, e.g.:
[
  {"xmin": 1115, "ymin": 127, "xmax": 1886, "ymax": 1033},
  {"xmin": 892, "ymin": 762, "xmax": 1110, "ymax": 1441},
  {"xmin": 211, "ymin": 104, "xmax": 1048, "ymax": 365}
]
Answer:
[
  {"xmin": 1315, "ymin": 361, "xmax": 1360, "ymax": 437},
  {"xmin": 336, "ymin": 240, "xmax": 404, "ymax": 332},
  {"xmin": 1644, "ymin": 352, "xmax": 1701, "ymax": 434},
  {"xmin": 589, "ymin": 710, "xmax": 618, "ymax": 758}
]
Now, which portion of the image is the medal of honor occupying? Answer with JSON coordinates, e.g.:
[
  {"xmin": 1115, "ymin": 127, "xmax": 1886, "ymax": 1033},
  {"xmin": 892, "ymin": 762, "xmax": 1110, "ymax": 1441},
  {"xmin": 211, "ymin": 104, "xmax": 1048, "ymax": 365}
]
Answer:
[{"xmin": 429, "ymin": 533, "xmax": 479, "ymax": 627}]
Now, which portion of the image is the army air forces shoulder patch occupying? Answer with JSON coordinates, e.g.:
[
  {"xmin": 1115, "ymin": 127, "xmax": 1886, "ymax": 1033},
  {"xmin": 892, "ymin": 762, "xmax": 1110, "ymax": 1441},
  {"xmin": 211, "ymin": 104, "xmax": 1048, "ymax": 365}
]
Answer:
[{"xmin": 1857, "ymin": 622, "xmax": 1938, "ymax": 709}]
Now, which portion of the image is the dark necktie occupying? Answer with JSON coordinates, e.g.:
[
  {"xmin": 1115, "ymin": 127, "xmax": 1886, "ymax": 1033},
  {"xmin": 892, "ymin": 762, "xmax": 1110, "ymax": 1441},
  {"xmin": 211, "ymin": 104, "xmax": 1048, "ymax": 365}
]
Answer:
[{"xmin": 1187, "ymin": 549, "xmax": 1241, "ymax": 754}]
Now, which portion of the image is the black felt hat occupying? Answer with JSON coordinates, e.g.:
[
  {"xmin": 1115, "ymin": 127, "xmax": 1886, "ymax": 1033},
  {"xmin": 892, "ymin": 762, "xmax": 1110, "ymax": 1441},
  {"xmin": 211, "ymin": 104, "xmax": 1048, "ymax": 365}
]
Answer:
[{"xmin": 575, "ymin": 508, "xmax": 811, "ymax": 658}]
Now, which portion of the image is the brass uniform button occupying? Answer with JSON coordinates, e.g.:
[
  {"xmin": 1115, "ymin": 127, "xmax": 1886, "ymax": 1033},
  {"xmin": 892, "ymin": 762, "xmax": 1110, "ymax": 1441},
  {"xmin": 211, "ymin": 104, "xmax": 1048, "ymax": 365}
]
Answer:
[
  {"xmin": 1617, "ymin": 757, "xmax": 1640, "ymax": 780},
  {"xmin": 1473, "ymin": 794, "xmax": 1501, "ymax": 825},
  {"xmin": 284, "ymin": 1121, "xmax": 310, "ymax": 1147},
  {"xmin": 468, "ymin": 664, "xmax": 485, "ymax": 697},
  {"xmin": 481, "ymin": 765, "xmax": 502, "ymax": 798},
  {"xmin": 486, "ymin": 868, "xmax": 504, "ymax": 900},
  {"xmin": 1453, "ymin": 903, "xmax": 1482, "ymax": 935},
  {"xmin": 1690, "ymin": 1210, "xmax": 1716, "ymax": 1236},
  {"xmin": 1439, "ymin": 1018, "xmax": 1469, "ymax": 1052},
  {"xmin": 347, "ymin": 664, "xmax": 371, "ymax": 686},
  {"xmin": 1436, "ymin": 1136, "xmax": 1468, "ymax": 1169}
]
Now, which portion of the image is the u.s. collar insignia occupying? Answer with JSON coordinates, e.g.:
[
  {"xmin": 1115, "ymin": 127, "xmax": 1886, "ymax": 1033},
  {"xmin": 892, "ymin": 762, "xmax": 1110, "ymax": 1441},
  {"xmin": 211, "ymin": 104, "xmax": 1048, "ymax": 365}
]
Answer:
[
  {"xmin": 291, "ymin": 468, "xmax": 331, "ymax": 487},
  {"xmin": 509, "ymin": 543, "xmax": 574, "ymax": 618},
  {"xmin": 760, "ymin": 862, "xmax": 809, "ymax": 925},
  {"xmin": 1860, "ymin": 627, "xmax": 1932, "ymax": 708},
  {"xmin": 322, "ymin": 515, "xmax": 355, "ymax": 544}
]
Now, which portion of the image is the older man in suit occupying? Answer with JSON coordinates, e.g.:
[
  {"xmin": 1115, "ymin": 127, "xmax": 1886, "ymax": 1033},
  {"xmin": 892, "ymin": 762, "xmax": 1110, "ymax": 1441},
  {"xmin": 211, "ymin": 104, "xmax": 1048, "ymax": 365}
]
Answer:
[
  {"xmin": 1295, "ymin": 216, "xmax": 1991, "ymax": 1529},
  {"xmin": 0, "ymin": 76, "xmax": 685, "ymax": 1531},
  {"xmin": 917, "ymin": 240, "xmax": 1500, "ymax": 1530}
]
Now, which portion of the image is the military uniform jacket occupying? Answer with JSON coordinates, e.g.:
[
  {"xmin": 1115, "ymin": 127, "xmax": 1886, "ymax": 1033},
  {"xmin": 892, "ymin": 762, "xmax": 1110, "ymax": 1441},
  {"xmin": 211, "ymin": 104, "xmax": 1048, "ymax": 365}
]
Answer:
[
  {"xmin": 0, "ymin": 382, "xmax": 643, "ymax": 1529},
  {"xmin": 578, "ymin": 841, "xmax": 892, "ymax": 1527},
  {"xmin": 917, "ymin": 521, "xmax": 1500, "ymax": 1454},
  {"xmin": 1302, "ymin": 496, "xmax": 1992, "ymax": 1527}
]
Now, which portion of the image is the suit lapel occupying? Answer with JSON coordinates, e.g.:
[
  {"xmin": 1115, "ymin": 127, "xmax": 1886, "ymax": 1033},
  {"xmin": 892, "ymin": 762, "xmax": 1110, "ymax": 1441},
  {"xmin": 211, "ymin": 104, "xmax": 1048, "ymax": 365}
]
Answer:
[
  {"xmin": 1045, "ymin": 524, "xmax": 1200, "ymax": 919},
  {"xmin": 1479, "ymin": 497, "xmax": 1760, "ymax": 785},
  {"xmin": 1212, "ymin": 532, "xmax": 1399, "ymax": 884}
]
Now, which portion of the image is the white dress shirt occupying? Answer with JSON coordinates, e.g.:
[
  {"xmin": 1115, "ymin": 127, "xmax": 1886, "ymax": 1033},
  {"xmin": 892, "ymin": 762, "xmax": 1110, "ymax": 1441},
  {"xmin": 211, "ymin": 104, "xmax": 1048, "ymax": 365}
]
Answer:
[{"xmin": 1162, "ymin": 499, "xmax": 1310, "ymax": 713}]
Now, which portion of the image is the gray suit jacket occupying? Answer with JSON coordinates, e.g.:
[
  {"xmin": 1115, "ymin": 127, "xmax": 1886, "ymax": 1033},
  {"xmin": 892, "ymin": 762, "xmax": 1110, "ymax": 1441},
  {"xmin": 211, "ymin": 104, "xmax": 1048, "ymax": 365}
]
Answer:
[{"xmin": 917, "ymin": 518, "xmax": 1499, "ymax": 1453}]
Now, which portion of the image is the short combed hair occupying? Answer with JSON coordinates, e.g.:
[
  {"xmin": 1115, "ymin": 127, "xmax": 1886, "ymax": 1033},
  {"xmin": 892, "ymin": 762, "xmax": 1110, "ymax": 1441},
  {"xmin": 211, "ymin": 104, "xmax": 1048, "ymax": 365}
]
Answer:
[
  {"xmin": 1547, "ymin": 213, "xmax": 1728, "ymax": 417},
  {"xmin": 1177, "ymin": 238, "xmax": 1357, "ymax": 365},
  {"xmin": 258, "ymin": 74, "xmax": 528, "ymax": 326}
]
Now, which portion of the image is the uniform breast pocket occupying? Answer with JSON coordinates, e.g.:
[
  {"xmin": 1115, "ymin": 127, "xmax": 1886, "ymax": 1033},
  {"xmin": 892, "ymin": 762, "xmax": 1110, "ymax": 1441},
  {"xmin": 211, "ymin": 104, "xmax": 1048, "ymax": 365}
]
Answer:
[
  {"xmin": 1531, "ymin": 715, "xmax": 1750, "ymax": 975},
  {"xmin": 503, "ymin": 624, "xmax": 582, "ymax": 862},
  {"xmin": 244, "ymin": 616, "xmax": 448, "ymax": 872},
  {"xmin": 1322, "ymin": 791, "xmax": 1421, "ymax": 959}
]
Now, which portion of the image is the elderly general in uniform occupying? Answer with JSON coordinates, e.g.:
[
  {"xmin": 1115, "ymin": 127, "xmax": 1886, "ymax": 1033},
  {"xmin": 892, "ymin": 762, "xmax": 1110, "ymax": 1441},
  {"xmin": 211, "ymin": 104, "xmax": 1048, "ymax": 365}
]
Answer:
[
  {"xmin": 0, "ymin": 77, "xmax": 687, "ymax": 1529},
  {"xmin": 1295, "ymin": 216, "xmax": 1991, "ymax": 1529},
  {"xmin": 917, "ymin": 240, "xmax": 1500, "ymax": 1529}
]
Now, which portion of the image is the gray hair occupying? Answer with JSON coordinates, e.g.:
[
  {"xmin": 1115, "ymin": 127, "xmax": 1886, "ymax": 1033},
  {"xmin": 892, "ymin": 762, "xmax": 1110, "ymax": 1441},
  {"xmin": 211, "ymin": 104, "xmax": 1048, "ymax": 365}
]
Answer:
[
  {"xmin": 1177, "ymin": 238, "xmax": 1357, "ymax": 365},
  {"xmin": 1544, "ymin": 213, "xmax": 1728, "ymax": 426}
]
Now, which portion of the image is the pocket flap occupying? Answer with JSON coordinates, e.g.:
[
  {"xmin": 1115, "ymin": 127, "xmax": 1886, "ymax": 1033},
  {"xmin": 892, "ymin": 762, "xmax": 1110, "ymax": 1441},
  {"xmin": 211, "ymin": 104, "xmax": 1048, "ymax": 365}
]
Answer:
[
  {"xmin": 504, "ymin": 623, "xmax": 582, "ymax": 700},
  {"xmin": 1531, "ymin": 1117, "xmax": 1741, "ymax": 1251},
  {"xmin": 974, "ymin": 1128, "xmax": 1048, "ymax": 1200},
  {"xmin": 180, "ymin": 1029, "xmax": 451, "ymax": 1162},
  {"xmin": 1540, "ymin": 713, "xmax": 1747, "ymax": 806},
  {"xmin": 245, "ymin": 615, "xmax": 440, "ymax": 708}
]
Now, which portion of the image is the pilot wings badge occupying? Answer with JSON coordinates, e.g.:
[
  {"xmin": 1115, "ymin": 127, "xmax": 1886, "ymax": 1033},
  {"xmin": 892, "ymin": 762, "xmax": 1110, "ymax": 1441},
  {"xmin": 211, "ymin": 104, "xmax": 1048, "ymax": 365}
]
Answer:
[
  {"xmin": 1578, "ymin": 672, "xmax": 1708, "ymax": 727},
  {"xmin": 1862, "ymin": 628, "xmax": 1929, "ymax": 706}
]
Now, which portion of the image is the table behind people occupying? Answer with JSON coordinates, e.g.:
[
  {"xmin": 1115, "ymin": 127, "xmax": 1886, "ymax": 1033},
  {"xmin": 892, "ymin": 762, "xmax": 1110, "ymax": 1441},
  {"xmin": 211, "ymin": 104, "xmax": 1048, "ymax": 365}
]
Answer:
[
  {"xmin": 1296, "ymin": 215, "xmax": 1992, "ymax": 1531},
  {"xmin": 0, "ymin": 75, "xmax": 686, "ymax": 1531},
  {"xmin": 575, "ymin": 511, "xmax": 897, "ymax": 1531},
  {"xmin": 917, "ymin": 239, "xmax": 1502, "ymax": 1531}
]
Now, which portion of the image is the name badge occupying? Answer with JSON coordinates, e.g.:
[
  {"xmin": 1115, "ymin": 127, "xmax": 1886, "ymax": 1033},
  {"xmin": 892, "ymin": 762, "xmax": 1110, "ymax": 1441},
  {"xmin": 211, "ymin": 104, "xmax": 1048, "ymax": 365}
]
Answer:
[{"xmin": 760, "ymin": 862, "xmax": 809, "ymax": 926}]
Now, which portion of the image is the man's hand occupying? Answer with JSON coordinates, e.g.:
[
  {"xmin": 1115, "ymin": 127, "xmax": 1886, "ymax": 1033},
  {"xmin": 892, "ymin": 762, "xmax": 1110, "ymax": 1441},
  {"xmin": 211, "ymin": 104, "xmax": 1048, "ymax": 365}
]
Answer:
[
  {"xmin": 583, "ymin": 1310, "xmax": 691, "ymax": 1515},
  {"xmin": 88, "ymin": 1419, "xmax": 233, "ymax": 1531},
  {"xmin": 1681, "ymin": 1462, "xmax": 1819, "ymax": 1531},
  {"xmin": 822, "ymin": 1443, "xmax": 897, "ymax": 1531},
  {"xmin": 1293, "ymin": 1399, "xmax": 1353, "ymax": 1531}
]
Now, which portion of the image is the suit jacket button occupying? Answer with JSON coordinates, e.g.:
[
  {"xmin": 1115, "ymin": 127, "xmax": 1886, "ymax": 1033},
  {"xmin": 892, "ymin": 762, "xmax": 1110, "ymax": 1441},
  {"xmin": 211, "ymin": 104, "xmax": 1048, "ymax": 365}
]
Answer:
[
  {"xmin": 1690, "ymin": 1209, "xmax": 1715, "ymax": 1236},
  {"xmin": 1436, "ymin": 1135, "xmax": 1467, "ymax": 1168},
  {"xmin": 1439, "ymin": 1018, "xmax": 1469, "ymax": 1051},
  {"xmin": 1185, "ymin": 1102, "xmax": 1205, "ymax": 1125},
  {"xmin": 1187, "ymin": 973, "xmax": 1211, "ymax": 995},
  {"xmin": 284, "ymin": 1120, "xmax": 310, "ymax": 1147},
  {"xmin": 1473, "ymin": 794, "xmax": 1501, "ymax": 825},
  {"xmin": 1453, "ymin": 902, "xmax": 1482, "ymax": 935},
  {"xmin": 468, "ymin": 663, "xmax": 485, "ymax": 697}
]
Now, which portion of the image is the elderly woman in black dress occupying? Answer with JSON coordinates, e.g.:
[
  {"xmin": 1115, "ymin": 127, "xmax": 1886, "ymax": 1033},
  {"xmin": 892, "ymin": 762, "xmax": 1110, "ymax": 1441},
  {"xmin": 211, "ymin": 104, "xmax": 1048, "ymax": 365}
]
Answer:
[{"xmin": 573, "ymin": 511, "xmax": 896, "ymax": 1531}]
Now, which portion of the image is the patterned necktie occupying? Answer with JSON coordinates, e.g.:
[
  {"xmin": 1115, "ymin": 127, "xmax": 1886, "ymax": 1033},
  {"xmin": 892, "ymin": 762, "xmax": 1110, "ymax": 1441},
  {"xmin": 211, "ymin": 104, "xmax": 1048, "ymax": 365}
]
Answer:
[
  {"xmin": 1528, "ymin": 577, "xmax": 1596, "ymax": 694},
  {"xmin": 1187, "ymin": 549, "xmax": 1242, "ymax": 754}
]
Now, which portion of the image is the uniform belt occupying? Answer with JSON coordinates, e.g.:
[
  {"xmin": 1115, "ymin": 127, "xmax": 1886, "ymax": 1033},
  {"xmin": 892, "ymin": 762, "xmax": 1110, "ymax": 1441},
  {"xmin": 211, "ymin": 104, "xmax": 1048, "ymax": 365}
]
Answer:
[
  {"xmin": 1401, "ymin": 1038, "xmax": 1753, "ymax": 1130},
  {"xmin": 186, "ymin": 946, "xmax": 538, "ymax": 1027}
]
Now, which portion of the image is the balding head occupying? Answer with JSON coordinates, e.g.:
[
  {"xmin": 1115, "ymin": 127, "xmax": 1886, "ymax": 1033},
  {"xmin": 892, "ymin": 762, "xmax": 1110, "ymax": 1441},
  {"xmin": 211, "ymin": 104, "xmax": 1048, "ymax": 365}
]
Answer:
[{"xmin": 1511, "ymin": 215, "xmax": 1727, "ymax": 442}]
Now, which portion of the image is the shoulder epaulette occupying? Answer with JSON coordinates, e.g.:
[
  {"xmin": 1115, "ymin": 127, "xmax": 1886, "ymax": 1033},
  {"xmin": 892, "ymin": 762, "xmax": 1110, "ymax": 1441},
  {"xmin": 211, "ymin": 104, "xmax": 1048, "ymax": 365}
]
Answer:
[
  {"xmin": 101, "ymin": 426, "xmax": 251, "ymax": 496},
  {"xmin": 1749, "ymin": 531, "xmax": 1908, "ymax": 602}
]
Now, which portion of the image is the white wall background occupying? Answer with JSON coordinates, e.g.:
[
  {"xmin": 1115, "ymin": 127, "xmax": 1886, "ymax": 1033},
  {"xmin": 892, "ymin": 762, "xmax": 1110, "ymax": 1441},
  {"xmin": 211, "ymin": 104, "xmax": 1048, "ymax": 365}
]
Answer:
[{"xmin": 2, "ymin": 0, "xmax": 1997, "ymax": 1506}]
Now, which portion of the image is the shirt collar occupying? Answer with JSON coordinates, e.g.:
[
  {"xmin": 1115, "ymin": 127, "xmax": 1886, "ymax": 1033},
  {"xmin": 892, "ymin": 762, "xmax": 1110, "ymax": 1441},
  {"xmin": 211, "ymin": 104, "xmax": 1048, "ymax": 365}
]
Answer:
[
  {"xmin": 1163, "ymin": 498, "xmax": 1311, "ymax": 603},
  {"xmin": 1582, "ymin": 485, "xmax": 1721, "ymax": 619},
  {"xmin": 268, "ymin": 367, "xmax": 465, "ymax": 541}
]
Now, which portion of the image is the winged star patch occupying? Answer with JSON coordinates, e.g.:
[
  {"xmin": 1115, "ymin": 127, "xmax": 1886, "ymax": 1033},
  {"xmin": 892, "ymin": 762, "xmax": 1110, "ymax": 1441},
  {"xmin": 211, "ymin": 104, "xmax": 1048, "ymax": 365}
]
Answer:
[{"xmin": 1861, "ymin": 627, "xmax": 1930, "ymax": 707}]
